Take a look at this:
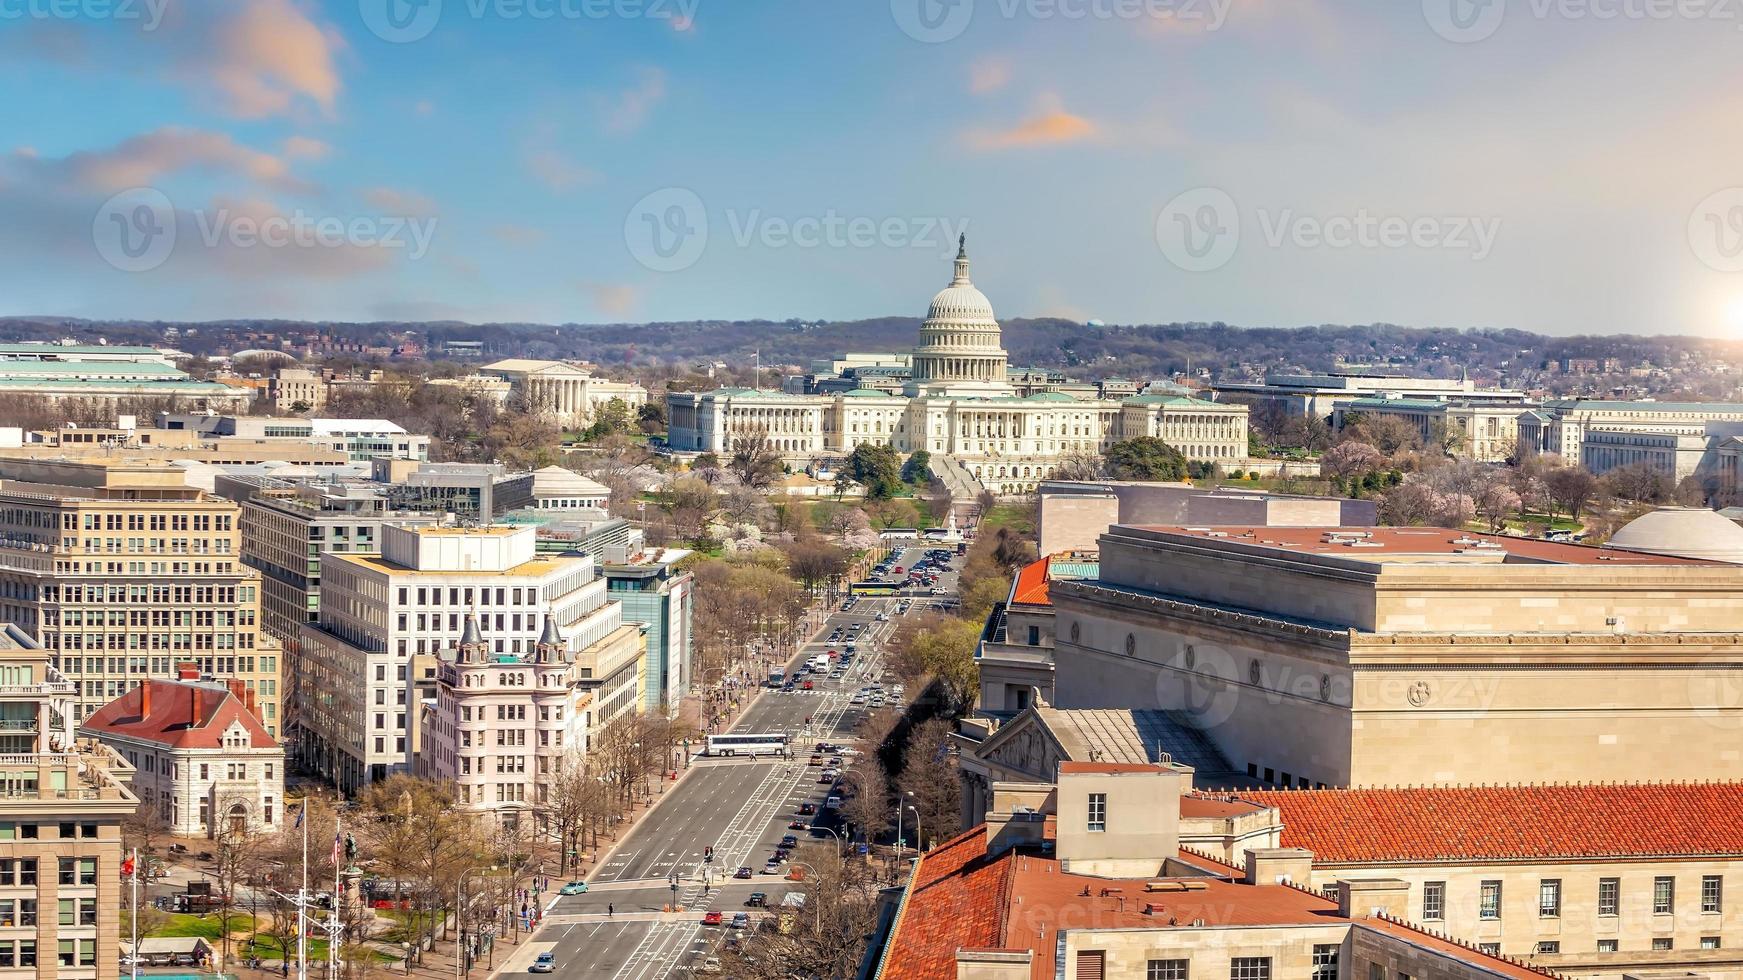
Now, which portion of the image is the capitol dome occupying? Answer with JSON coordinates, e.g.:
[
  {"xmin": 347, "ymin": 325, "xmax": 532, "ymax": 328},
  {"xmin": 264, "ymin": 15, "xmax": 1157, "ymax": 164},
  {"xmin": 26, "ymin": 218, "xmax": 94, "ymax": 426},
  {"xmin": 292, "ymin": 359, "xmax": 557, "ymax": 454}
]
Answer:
[
  {"xmin": 910, "ymin": 236, "xmax": 1008, "ymax": 386},
  {"xmin": 1605, "ymin": 507, "xmax": 1743, "ymax": 564}
]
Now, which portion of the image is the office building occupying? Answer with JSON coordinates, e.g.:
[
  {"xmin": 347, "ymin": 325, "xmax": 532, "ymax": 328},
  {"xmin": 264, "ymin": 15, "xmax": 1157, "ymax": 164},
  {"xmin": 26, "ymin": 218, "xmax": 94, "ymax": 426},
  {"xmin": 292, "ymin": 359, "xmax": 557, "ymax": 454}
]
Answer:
[
  {"xmin": 298, "ymin": 524, "xmax": 619, "ymax": 792},
  {"xmin": 1213, "ymin": 370, "xmax": 1528, "ymax": 420},
  {"xmin": 0, "ymin": 458, "xmax": 282, "ymax": 733},
  {"xmin": 0, "ymin": 623, "xmax": 138, "ymax": 980},
  {"xmin": 601, "ymin": 547, "xmax": 693, "ymax": 713}
]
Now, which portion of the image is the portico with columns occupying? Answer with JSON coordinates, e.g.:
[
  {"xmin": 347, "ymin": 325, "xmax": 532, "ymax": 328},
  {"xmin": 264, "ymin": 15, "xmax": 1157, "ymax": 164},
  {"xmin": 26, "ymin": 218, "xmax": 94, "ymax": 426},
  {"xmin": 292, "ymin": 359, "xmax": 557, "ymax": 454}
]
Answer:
[{"xmin": 481, "ymin": 359, "xmax": 648, "ymax": 426}]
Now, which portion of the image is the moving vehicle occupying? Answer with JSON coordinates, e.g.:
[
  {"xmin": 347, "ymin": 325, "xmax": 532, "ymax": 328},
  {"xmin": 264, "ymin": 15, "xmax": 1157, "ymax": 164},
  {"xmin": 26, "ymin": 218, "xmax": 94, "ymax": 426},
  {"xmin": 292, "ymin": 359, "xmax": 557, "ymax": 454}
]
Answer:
[
  {"xmin": 849, "ymin": 580, "xmax": 899, "ymax": 596},
  {"xmin": 798, "ymin": 802, "xmax": 816, "ymax": 815},
  {"xmin": 762, "ymin": 860, "xmax": 782, "ymax": 874},
  {"xmin": 810, "ymin": 654, "xmax": 831, "ymax": 671},
  {"xmin": 705, "ymin": 732, "xmax": 791, "ymax": 757},
  {"xmin": 702, "ymin": 910, "xmax": 723, "ymax": 925},
  {"xmin": 746, "ymin": 892, "xmax": 767, "ymax": 907},
  {"xmin": 766, "ymin": 670, "xmax": 785, "ymax": 688},
  {"xmin": 780, "ymin": 835, "xmax": 799, "ymax": 847},
  {"xmin": 558, "ymin": 881, "xmax": 589, "ymax": 895},
  {"xmin": 734, "ymin": 866, "xmax": 753, "ymax": 879},
  {"xmin": 530, "ymin": 953, "xmax": 557, "ymax": 973}
]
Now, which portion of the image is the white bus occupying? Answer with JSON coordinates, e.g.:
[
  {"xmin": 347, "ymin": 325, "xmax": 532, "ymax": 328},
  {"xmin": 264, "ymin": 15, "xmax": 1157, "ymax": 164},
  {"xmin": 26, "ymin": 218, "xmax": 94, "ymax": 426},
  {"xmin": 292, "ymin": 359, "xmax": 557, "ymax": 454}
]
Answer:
[{"xmin": 704, "ymin": 732, "xmax": 791, "ymax": 757}]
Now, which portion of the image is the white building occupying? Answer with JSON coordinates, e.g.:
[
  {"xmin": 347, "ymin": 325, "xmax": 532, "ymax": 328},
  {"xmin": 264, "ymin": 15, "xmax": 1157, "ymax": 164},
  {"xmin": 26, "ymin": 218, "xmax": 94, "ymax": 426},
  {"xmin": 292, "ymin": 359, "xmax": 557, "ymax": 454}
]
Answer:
[
  {"xmin": 80, "ymin": 672, "xmax": 284, "ymax": 839},
  {"xmin": 308, "ymin": 418, "xmax": 430, "ymax": 462},
  {"xmin": 667, "ymin": 240, "xmax": 1248, "ymax": 494},
  {"xmin": 480, "ymin": 360, "xmax": 647, "ymax": 426},
  {"xmin": 299, "ymin": 524, "xmax": 623, "ymax": 792},
  {"xmin": 1517, "ymin": 399, "xmax": 1743, "ymax": 463},
  {"xmin": 414, "ymin": 613, "xmax": 643, "ymax": 825},
  {"xmin": 528, "ymin": 466, "xmax": 611, "ymax": 510}
]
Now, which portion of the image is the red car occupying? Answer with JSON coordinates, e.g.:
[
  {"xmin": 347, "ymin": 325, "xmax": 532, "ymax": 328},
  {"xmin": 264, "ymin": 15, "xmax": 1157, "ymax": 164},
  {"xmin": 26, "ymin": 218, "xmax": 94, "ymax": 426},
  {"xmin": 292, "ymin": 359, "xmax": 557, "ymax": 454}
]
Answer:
[
  {"xmin": 801, "ymin": 680, "xmax": 814, "ymax": 690},
  {"xmin": 702, "ymin": 911, "xmax": 723, "ymax": 926}
]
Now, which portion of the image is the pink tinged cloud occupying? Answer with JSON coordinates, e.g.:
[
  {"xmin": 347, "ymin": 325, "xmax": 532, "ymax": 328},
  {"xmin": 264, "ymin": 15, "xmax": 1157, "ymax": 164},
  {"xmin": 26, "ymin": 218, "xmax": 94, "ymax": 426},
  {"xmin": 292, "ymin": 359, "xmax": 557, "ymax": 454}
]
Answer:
[
  {"xmin": 205, "ymin": 0, "xmax": 343, "ymax": 119},
  {"xmin": 282, "ymin": 136, "xmax": 331, "ymax": 160},
  {"xmin": 599, "ymin": 68, "xmax": 667, "ymax": 134},
  {"xmin": 526, "ymin": 150, "xmax": 600, "ymax": 191},
  {"xmin": 15, "ymin": 127, "xmax": 305, "ymax": 193},
  {"xmin": 969, "ymin": 58, "xmax": 1011, "ymax": 95},
  {"xmin": 969, "ymin": 100, "xmax": 1098, "ymax": 150},
  {"xmin": 581, "ymin": 282, "xmax": 639, "ymax": 316},
  {"xmin": 360, "ymin": 186, "xmax": 437, "ymax": 218}
]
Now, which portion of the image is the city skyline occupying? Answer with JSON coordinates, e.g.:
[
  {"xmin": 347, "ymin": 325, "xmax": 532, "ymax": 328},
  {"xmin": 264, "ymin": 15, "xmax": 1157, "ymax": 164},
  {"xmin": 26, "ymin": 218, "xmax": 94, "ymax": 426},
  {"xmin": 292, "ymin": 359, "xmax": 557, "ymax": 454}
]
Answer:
[{"xmin": 5, "ymin": 2, "xmax": 1743, "ymax": 335}]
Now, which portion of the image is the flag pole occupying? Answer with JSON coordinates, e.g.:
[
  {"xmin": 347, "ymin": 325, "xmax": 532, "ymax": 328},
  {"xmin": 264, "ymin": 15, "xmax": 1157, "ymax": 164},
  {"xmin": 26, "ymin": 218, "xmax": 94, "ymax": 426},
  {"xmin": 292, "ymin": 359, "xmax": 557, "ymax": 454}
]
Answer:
[
  {"xmin": 298, "ymin": 803, "xmax": 308, "ymax": 980},
  {"xmin": 129, "ymin": 848, "xmax": 139, "ymax": 980},
  {"xmin": 329, "ymin": 816, "xmax": 341, "ymax": 980}
]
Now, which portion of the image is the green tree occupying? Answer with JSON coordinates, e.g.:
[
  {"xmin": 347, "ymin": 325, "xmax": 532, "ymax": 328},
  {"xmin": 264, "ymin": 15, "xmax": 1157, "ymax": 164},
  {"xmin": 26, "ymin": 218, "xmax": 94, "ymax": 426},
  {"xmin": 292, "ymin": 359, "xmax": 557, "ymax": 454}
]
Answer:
[
  {"xmin": 1104, "ymin": 437, "xmax": 1188, "ymax": 481},
  {"xmin": 847, "ymin": 444, "xmax": 904, "ymax": 500},
  {"xmin": 582, "ymin": 397, "xmax": 633, "ymax": 440},
  {"xmin": 901, "ymin": 450, "xmax": 932, "ymax": 485}
]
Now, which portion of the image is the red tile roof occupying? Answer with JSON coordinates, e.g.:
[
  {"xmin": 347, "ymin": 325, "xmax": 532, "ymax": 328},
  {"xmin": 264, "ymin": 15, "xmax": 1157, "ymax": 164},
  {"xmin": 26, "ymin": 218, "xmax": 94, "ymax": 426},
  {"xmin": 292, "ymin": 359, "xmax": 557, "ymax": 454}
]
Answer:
[
  {"xmin": 877, "ymin": 826, "xmax": 1557, "ymax": 980},
  {"xmin": 81, "ymin": 679, "xmax": 276, "ymax": 750},
  {"xmin": 1234, "ymin": 783, "xmax": 1743, "ymax": 863},
  {"xmin": 1009, "ymin": 556, "xmax": 1053, "ymax": 606}
]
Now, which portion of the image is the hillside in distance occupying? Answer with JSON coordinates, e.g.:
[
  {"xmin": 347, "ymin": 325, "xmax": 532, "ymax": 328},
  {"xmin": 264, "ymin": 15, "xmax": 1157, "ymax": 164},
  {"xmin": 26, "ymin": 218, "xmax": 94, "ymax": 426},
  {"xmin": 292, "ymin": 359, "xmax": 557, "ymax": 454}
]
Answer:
[{"xmin": 7, "ymin": 315, "xmax": 1743, "ymax": 389}]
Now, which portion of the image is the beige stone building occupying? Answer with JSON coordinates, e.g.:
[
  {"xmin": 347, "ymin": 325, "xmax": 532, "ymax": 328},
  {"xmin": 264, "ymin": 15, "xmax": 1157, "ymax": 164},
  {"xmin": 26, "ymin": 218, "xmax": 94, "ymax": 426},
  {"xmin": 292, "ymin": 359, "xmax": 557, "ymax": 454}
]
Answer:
[
  {"xmin": 1044, "ymin": 524, "xmax": 1743, "ymax": 788},
  {"xmin": 0, "ymin": 623, "xmax": 138, "ymax": 980},
  {"xmin": 1332, "ymin": 397, "xmax": 1529, "ymax": 462},
  {"xmin": 871, "ymin": 762, "xmax": 1561, "ymax": 980},
  {"xmin": 0, "ymin": 458, "xmax": 282, "ymax": 734},
  {"xmin": 264, "ymin": 367, "xmax": 328, "ymax": 412},
  {"xmin": 480, "ymin": 359, "xmax": 647, "ymax": 426}
]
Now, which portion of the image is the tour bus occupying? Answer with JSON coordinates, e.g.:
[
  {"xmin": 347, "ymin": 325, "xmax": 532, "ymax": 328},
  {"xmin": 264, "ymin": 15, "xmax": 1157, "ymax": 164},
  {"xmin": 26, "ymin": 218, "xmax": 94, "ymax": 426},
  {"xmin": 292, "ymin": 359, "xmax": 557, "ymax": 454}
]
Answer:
[
  {"xmin": 849, "ymin": 580, "xmax": 900, "ymax": 597},
  {"xmin": 767, "ymin": 669, "xmax": 786, "ymax": 688},
  {"xmin": 704, "ymin": 732, "xmax": 791, "ymax": 757}
]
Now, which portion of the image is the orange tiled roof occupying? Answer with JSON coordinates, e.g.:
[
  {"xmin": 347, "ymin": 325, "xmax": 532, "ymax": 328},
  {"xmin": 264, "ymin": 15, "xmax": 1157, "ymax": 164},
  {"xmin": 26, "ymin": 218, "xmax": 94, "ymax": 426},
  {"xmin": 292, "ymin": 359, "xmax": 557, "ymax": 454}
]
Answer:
[
  {"xmin": 1009, "ymin": 556, "xmax": 1053, "ymax": 606},
  {"xmin": 1235, "ymin": 783, "xmax": 1743, "ymax": 863},
  {"xmin": 878, "ymin": 827, "xmax": 1557, "ymax": 980},
  {"xmin": 81, "ymin": 679, "xmax": 276, "ymax": 750}
]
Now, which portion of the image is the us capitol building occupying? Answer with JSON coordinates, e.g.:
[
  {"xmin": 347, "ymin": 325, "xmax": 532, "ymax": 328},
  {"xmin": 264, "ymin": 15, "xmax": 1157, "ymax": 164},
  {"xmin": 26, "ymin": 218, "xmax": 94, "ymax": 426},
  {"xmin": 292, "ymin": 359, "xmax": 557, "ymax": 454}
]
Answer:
[{"xmin": 666, "ymin": 239, "xmax": 1248, "ymax": 494}]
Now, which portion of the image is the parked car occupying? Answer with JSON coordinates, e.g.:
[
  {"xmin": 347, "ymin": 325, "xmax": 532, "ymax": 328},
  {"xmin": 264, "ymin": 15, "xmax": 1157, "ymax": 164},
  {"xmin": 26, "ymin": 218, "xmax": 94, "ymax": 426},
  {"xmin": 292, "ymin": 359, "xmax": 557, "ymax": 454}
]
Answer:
[
  {"xmin": 702, "ymin": 910, "xmax": 723, "ymax": 926},
  {"xmin": 731, "ymin": 912, "xmax": 751, "ymax": 929},
  {"xmin": 780, "ymin": 835, "xmax": 799, "ymax": 847},
  {"xmin": 798, "ymin": 802, "xmax": 816, "ymax": 815}
]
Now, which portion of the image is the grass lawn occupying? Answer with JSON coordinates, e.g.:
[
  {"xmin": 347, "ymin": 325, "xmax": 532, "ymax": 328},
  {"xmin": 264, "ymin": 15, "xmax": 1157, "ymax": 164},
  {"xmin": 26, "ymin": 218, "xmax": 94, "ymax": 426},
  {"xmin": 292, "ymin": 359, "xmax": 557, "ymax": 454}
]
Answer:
[
  {"xmin": 249, "ymin": 934, "xmax": 399, "ymax": 965},
  {"xmin": 980, "ymin": 503, "xmax": 1035, "ymax": 535},
  {"xmin": 150, "ymin": 913, "xmax": 255, "ymax": 941},
  {"xmin": 378, "ymin": 909, "xmax": 440, "ymax": 945}
]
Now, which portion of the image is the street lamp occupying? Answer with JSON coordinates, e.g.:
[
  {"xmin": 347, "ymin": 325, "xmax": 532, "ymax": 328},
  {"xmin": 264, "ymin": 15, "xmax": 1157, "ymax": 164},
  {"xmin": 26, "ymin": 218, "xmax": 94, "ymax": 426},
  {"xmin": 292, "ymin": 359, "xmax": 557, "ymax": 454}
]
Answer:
[
  {"xmin": 906, "ymin": 804, "xmax": 922, "ymax": 855},
  {"xmin": 455, "ymin": 866, "xmax": 495, "ymax": 980}
]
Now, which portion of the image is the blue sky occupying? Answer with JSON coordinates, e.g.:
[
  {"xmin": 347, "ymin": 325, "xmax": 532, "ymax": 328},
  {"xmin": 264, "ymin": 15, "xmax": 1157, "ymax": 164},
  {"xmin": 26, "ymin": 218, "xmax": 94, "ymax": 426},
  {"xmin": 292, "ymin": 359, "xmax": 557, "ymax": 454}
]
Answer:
[{"xmin": 3, "ymin": 0, "xmax": 1743, "ymax": 335}]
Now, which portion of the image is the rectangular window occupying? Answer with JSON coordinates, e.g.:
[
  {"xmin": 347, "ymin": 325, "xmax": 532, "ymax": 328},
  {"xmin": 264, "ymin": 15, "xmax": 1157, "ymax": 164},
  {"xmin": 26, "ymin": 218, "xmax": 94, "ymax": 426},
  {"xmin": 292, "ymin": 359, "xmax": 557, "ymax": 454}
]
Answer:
[
  {"xmin": 1087, "ymin": 792, "xmax": 1106, "ymax": 833},
  {"xmin": 1147, "ymin": 961, "xmax": 1188, "ymax": 980},
  {"xmin": 1368, "ymin": 965, "xmax": 1385, "ymax": 980},
  {"xmin": 1477, "ymin": 944, "xmax": 1499, "ymax": 956},
  {"xmin": 1311, "ymin": 944, "xmax": 1338, "ymax": 980},
  {"xmin": 1702, "ymin": 937, "xmax": 1722, "ymax": 950},
  {"xmin": 1480, "ymin": 880, "xmax": 1502, "ymax": 919},
  {"xmin": 1702, "ymin": 875, "xmax": 1722, "ymax": 913},
  {"xmin": 1539, "ymin": 879, "xmax": 1562, "ymax": 918},
  {"xmin": 1535, "ymin": 942, "xmax": 1560, "ymax": 955},
  {"xmin": 1597, "ymin": 940, "xmax": 1618, "ymax": 953},
  {"xmin": 1230, "ymin": 958, "xmax": 1271, "ymax": 980},
  {"xmin": 1655, "ymin": 877, "xmax": 1675, "ymax": 915},
  {"xmin": 1422, "ymin": 881, "xmax": 1445, "ymax": 920},
  {"xmin": 1598, "ymin": 877, "xmax": 1620, "ymax": 916},
  {"xmin": 1074, "ymin": 950, "xmax": 1105, "ymax": 980},
  {"xmin": 1653, "ymin": 938, "xmax": 1674, "ymax": 951}
]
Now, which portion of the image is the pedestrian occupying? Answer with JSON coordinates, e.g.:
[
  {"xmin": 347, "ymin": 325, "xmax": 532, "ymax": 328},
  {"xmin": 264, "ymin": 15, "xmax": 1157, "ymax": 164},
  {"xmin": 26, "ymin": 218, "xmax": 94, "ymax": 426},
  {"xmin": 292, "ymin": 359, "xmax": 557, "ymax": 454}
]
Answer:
[{"xmin": 608, "ymin": 903, "xmax": 614, "ymax": 917}]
